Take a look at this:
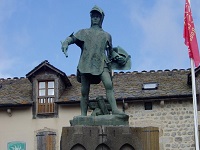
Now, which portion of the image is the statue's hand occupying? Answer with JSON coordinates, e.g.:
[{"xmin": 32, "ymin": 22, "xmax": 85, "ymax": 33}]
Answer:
[
  {"xmin": 115, "ymin": 55, "xmax": 126, "ymax": 66},
  {"xmin": 61, "ymin": 41, "xmax": 68, "ymax": 57}
]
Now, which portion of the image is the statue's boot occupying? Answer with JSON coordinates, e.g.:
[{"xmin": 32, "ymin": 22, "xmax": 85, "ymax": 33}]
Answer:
[{"xmin": 112, "ymin": 109, "xmax": 126, "ymax": 115}]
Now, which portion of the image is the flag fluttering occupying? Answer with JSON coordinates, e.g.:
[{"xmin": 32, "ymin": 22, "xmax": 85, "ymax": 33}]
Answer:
[
  {"xmin": 184, "ymin": 1, "xmax": 200, "ymax": 149},
  {"xmin": 184, "ymin": 0, "xmax": 200, "ymax": 67}
]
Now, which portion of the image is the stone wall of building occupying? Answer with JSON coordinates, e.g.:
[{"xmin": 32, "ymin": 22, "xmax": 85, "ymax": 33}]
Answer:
[{"xmin": 127, "ymin": 99, "xmax": 197, "ymax": 150}]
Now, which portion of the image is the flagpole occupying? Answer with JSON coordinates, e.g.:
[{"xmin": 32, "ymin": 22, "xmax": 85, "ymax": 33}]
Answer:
[
  {"xmin": 190, "ymin": 58, "xmax": 199, "ymax": 150},
  {"xmin": 185, "ymin": 0, "xmax": 200, "ymax": 147}
]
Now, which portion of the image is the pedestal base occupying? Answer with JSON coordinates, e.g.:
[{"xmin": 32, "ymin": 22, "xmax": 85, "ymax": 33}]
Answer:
[
  {"xmin": 60, "ymin": 126, "xmax": 144, "ymax": 150},
  {"xmin": 70, "ymin": 114, "xmax": 129, "ymax": 126}
]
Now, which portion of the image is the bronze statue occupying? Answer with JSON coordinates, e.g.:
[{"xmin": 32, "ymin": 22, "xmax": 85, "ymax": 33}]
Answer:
[{"xmin": 61, "ymin": 6, "xmax": 130, "ymax": 116}]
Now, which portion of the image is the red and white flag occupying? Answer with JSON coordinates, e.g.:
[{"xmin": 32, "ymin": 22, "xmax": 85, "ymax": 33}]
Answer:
[{"xmin": 184, "ymin": 0, "xmax": 200, "ymax": 67}]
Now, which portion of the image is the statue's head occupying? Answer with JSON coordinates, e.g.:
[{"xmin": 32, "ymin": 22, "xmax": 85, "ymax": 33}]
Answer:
[{"xmin": 90, "ymin": 5, "xmax": 104, "ymax": 28}]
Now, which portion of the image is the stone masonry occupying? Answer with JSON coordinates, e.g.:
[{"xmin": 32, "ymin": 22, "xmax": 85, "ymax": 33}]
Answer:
[{"xmin": 127, "ymin": 99, "xmax": 198, "ymax": 150}]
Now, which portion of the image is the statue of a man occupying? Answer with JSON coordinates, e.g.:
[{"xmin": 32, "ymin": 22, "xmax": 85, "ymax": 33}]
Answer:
[{"xmin": 61, "ymin": 6, "xmax": 125, "ymax": 116}]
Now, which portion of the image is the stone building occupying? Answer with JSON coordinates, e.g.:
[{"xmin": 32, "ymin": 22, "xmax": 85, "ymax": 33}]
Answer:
[{"xmin": 0, "ymin": 60, "xmax": 199, "ymax": 150}]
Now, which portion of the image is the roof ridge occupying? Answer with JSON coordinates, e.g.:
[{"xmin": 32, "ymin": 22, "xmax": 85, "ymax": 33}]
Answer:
[
  {"xmin": 26, "ymin": 60, "xmax": 66, "ymax": 79},
  {"xmin": 66, "ymin": 68, "xmax": 190, "ymax": 77},
  {"xmin": 0, "ymin": 77, "xmax": 26, "ymax": 81}
]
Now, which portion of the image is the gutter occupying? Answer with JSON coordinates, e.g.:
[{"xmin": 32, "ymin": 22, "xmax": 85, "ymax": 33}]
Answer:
[
  {"xmin": 116, "ymin": 94, "xmax": 193, "ymax": 102},
  {"xmin": 0, "ymin": 103, "xmax": 33, "ymax": 108},
  {"xmin": 56, "ymin": 94, "xmax": 194, "ymax": 105}
]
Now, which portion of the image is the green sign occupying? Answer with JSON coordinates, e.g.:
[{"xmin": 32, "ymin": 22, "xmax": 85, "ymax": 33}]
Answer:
[{"xmin": 7, "ymin": 141, "xmax": 26, "ymax": 150}]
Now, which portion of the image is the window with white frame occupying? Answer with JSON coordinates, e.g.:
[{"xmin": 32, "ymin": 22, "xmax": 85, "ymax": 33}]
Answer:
[{"xmin": 37, "ymin": 81, "xmax": 55, "ymax": 114}]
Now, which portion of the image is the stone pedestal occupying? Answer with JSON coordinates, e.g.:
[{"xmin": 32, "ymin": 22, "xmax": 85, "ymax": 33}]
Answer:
[
  {"xmin": 70, "ymin": 114, "xmax": 129, "ymax": 126},
  {"xmin": 60, "ymin": 126, "xmax": 144, "ymax": 150}
]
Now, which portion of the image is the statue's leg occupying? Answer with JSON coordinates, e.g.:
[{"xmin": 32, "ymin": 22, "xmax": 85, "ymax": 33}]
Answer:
[
  {"xmin": 80, "ymin": 75, "xmax": 90, "ymax": 116},
  {"xmin": 101, "ymin": 71, "xmax": 124, "ymax": 115}
]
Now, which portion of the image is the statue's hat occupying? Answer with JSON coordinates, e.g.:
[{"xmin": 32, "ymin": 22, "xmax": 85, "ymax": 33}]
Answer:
[{"xmin": 90, "ymin": 5, "xmax": 105, "ymax": 17}]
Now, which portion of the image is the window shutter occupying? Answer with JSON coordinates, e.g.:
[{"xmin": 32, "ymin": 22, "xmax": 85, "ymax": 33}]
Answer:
[
  {"xmin": 141, "ymin": 127, "xmax": 159, "ymax": 150},
  {"xmin": 37, "ymin": 131, "xmax": 56, "ymax": 150},
  {"xmin": 46, "ymin": 134, "xmax": 53, "ymax": 150},
  {"xmin": 47, "ymin": 132, "xmax": 56, "ymax": 150},
  {"xmin": 36, "ymin": 133, "xmax": 45, "ymax": 150}
]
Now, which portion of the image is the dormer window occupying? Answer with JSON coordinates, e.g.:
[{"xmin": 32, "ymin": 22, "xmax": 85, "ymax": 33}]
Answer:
[
  {"xmin": 38, "ymin": 81, "xmax": 55, "ymax": 114},
  {"xmin": 26, "ymin": 60, "xmax": 72, "ymax": 118}
]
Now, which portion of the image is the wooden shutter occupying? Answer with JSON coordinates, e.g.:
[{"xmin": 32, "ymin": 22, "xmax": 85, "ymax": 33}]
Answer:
[
  {"xmin": 140, "ymin": 127, "xmax": 159, "ymax": 150},
  {"xmin": 46, "ymin": 132, "xmax": 56, "ymax": 150},
  {"xmin": 38, "ymin": 97, "xmax": 55, "ymax": 114},
  {"xmin": 36, "ymin": 133, "xmax": 45, "ymax": 150},
  {"xmin": 37, "ymin": 131, "xmax": 56, "ymax": 150}
]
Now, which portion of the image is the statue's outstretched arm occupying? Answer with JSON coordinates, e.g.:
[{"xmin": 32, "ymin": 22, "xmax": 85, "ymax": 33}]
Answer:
[{"xmin": 61, "ymin": 33, "xmax": 77, "ymax": 57}]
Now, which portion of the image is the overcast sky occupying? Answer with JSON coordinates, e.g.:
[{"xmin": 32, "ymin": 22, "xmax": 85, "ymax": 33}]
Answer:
[{"xmin": 0, "ymin": 0, "xmax": 200, "ymax": 78}]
